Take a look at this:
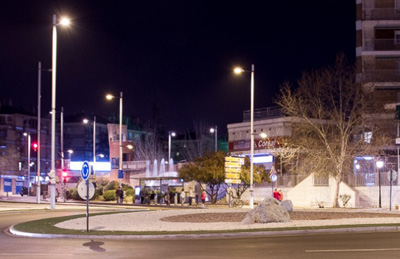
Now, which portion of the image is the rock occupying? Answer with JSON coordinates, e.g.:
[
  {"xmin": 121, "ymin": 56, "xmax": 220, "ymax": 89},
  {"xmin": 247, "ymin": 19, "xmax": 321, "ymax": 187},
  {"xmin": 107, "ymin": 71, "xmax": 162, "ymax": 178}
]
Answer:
[
  {"xmin": 280, "ymin": 200, "xmax": 293, "ymax": 212},
  {"xmin": 240, "ymin": 197, "xmax": 290, "ymax": 224}
]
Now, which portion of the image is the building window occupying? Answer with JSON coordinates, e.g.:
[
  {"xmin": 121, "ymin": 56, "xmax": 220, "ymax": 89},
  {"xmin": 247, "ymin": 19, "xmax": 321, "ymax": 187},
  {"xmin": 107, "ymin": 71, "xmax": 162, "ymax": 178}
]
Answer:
[{"xmin": 396, "ymin": 0, "xmax": 400, "ymax": 13}]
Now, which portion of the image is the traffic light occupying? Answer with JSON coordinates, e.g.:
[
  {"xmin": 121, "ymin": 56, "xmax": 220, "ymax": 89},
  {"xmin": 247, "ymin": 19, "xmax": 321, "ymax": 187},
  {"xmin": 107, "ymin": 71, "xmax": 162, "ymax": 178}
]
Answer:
[
  {"xmin": 32, "ymin": 142, "xmax": 38, "ymax": 152},
  {"xmin": 62, "ymin": 170, "xmax": 69, "ymax": 184}
]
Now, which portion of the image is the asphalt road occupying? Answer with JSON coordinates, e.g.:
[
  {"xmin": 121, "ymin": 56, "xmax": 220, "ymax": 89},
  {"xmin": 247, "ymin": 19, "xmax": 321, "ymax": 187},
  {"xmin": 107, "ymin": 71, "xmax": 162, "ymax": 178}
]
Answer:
[{"xmin": 1, "ymin": 206, "xmax": 400, "ymax": 258}]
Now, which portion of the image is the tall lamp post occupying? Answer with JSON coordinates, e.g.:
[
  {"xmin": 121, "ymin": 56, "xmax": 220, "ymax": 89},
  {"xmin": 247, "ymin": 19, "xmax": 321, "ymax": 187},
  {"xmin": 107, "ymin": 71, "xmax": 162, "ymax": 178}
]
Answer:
[
  {"xmin": 168, "ymin": 131, "xmax": 176, "ymax": 162},
  {"xmin": 23, "ymin": 133, "xmax": 31, "ymax": 184},
  {"xmin": 83, "ymin": 116, "xmax": 97, "ymax": 175},
  {"xmin": 376, "ymin": 160, "xmax": 384, "ymax": 208},
  {"xmin": 50, "ymin": 15, "xmax": 70, "ymax": 210},
  {"xmin": 210, "ymin": 126, "xmax": 218, "ymax": 152},
  {"xmin": 234, "ymin": 64, "xmax": 255, "ymax": 209},
  {"xmin": 106, "ymin": 92, "xmax": 123, "ymax": 185}
]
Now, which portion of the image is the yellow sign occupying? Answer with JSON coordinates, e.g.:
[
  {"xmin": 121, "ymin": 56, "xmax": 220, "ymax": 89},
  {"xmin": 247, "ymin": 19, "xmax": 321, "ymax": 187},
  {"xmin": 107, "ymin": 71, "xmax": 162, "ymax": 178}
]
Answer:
[
  {"xmin": 225, "ymin": 179, "xmax": 242, "ymax": 184},
  {"xmin": 225, "ymin": 167, "xmax": 241, "ymax": 173},
  {"xmin": 225, "ymin": 173, "xmax": 240, "ymax": 179},
  {"xmin": 225, "ymin": 157, "xmax": 244, "ymax": 163},
  {"xmin": 225, "ymin": 161, "xmax": 241, "ymax": 168}
]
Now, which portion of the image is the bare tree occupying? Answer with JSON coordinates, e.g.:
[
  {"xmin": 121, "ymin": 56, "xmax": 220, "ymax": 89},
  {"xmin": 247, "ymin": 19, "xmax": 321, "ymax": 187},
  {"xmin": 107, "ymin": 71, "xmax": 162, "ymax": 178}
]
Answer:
[
  {"xmin": 276, "ymin": 55, "xmax": 389, "ymax": 207},
  {"xmin": 182, "ymin": 120, "xmax": 214, "ymax": 162},
  {"xmin": 133, "ymin": 123, "xmax": 165, "ymax": 162}
]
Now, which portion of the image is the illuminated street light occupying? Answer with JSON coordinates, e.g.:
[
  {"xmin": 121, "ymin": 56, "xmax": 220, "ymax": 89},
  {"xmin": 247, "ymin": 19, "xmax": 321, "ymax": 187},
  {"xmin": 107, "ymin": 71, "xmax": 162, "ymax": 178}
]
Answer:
[
  {"xmin": 168, "ymin": 131, "xmax": 176, "ymax": 161},
  {"xmin": 83, "ymin": 116, "xmax": 97, "ymax": 175},
  {"xmin": 50, "ymin": 14, "xmax": 71, "ymax": 210},
  {"xmin": 234, "ymin": 64, "xmax": 255, "ymax": 209},
  {"xmin": 106, "ymin": 92, "xmax": 123, "ymax": 185},
  {"xmin": 260, "ymin": 132, "xmax": 268, "ymax": 139},
  {"xmin": 210, "ymin": 126, "xmax": 218, "ymax": 152}
]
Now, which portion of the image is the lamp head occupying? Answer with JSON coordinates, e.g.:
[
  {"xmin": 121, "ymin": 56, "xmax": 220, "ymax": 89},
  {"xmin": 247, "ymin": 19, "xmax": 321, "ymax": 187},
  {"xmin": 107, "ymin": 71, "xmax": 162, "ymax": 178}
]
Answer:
[
  {"xmin": 260, "ymin": 132, "xmax": 268, "ymax": 139},
  {"xmin": 234, "ymin": 67, "xmax": 244, "ymax": 74},
  {"xmin": 67, "ymin": 149, "xmax": 74, "ymax": 154},
  {"xmin": 106, "ymin": 94, "xmax": 114, "ymax": 100},
  {"xmin": 83, "ymin": 118, "xmax": 89, "ymax": 124},
  {"xmin": 170, "ymin": 132, "xmax": 176, "ymax": 137},
  {"xmin": 59, "ymin": 17, "xmax": 70, "ymax": 26},
  {"xmin": 126, "ymin": 144, "xmax": 133, "ymax": 150},
  {"xmin": 376, "ymin": 161, "xmax": 384, "ymax": 169},
  {"xmin": 210, "ymin": 128, "xmax": 215, "ymax": 133}
]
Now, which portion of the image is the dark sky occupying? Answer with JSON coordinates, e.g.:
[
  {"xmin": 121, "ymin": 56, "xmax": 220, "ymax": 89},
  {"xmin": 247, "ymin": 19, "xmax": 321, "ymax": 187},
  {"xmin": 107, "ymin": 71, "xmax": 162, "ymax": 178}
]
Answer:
[{"xmin": 0, "ymin": 1, "xmax": 355, "ymax": 136}]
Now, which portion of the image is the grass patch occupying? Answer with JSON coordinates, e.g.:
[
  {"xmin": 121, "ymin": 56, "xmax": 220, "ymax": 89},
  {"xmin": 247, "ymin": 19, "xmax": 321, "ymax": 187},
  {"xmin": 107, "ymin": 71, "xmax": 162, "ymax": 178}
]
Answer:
[{"xmin": 13, "ymin": 211, "xmax": 400, "ymax": 236}]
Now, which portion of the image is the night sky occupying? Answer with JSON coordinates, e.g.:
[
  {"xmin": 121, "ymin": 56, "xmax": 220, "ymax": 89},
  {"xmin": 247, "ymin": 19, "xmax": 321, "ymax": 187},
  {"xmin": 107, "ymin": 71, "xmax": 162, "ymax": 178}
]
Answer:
[{"xmin": 0, "ymin": 1, "xmax": 355, "ymax": 136}]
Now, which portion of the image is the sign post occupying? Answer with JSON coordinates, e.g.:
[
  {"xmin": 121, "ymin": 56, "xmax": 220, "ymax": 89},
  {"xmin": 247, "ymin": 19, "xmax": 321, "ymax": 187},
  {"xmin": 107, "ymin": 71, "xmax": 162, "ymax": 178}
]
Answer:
[
  {"xmin": 388, "ymin": 170, "xmax": 398, "ymax": 211},
  {"xmin": 224, "ymin": 157, "xmax": 243, "ymax": 208},
  {"xmin": 81, "ymin": 161, "xmax": 90, "ymax": 232}
]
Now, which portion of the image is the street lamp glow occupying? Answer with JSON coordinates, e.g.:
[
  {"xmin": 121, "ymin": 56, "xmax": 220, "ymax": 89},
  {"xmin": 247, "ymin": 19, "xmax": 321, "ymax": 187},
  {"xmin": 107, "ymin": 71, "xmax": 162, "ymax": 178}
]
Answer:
[
  {"xmin": 210, "ymin": 128, "xmax": 215, "ymax": 133},
  {"xmin": 376, "ymin": 161, "xmax": 384, "ymax": 168},
  {"xmin": 67, "ymin": 149, "xmax": 74, "ymax": 154},
  {"xmin": 97, "ymin": 154, "xmax": 105, "ymax": 158},
  {"xmin": 234, "ymin": 67, "xmax": 244, "ymax": 74},
  {"xmin": 171, "ymin": 132, "xmax": 176, "ymax": 137},
  {"xmin": 126, "ymin": 144, "xmax": 133, "ymax": 150},
  {"xmin": 59, "ymin": 17, "xmax": 70, "ymax": 26},
  {"xmin": 106, "ymin": 94, "xmax": 114, "ymax": 100},
  {"xmin": 260, "ymin": 132, "xmax": 268, "ymax": 139},
  {"xmin": 83, "ymin": 118, "xmax": 89, "ymax": 124}
]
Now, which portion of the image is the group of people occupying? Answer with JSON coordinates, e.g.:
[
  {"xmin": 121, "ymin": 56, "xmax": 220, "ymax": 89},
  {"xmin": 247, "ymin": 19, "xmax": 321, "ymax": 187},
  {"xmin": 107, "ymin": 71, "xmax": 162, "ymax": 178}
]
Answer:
[
  {"xmin": 273, "ymin": 188, "xmax": 283, "ymax": 201},
  {"xmin": 180, "ymin": 189, "xmax": 207, "ymax": 207}
]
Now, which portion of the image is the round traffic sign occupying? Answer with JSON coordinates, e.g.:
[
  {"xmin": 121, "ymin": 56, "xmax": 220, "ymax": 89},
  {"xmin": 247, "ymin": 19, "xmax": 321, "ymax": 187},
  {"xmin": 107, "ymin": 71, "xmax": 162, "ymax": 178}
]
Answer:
[
  {"xmin": 77, "ymin": 181, "xmax": 95, "ymax": 200},
  {"xmin": 270, "ymin": 174, "xmax": 277, "ymax": 182},
  {"xmin": 81, "ymin": 161, "xmax": 90, "ymax": 180}
]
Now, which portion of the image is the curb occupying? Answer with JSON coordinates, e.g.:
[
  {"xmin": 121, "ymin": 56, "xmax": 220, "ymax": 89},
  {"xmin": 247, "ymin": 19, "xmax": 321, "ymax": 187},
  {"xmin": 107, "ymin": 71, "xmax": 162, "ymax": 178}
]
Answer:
[{"xmin": 9, "ymin": 225, "xmax": 400, "ymax": 240}]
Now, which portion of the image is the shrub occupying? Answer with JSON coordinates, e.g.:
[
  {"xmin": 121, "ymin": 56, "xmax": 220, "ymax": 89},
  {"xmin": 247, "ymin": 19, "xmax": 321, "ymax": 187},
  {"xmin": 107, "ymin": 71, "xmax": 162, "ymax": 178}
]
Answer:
[
  {"xmin": 103, "ymin": 181, "xmax": 119, "ymax": 193},
  {"xmin": 67, "ymin": 188, "xmax": 83, "ymax": 200},
  {"xmin": 103, "ymin": 190, "xmax": 116, "ymax": 201},
  {"xmin": 125, "ymin": 188, "xmax": 134, "ymax": 197}
]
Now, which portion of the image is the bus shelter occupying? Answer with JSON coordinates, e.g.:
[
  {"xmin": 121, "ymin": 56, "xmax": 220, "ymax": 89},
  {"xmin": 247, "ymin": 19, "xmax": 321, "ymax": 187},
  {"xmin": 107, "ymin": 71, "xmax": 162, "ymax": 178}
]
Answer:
[{"xmin": 134, "ymin": 177, "xmax": 184, "ymax": 204}]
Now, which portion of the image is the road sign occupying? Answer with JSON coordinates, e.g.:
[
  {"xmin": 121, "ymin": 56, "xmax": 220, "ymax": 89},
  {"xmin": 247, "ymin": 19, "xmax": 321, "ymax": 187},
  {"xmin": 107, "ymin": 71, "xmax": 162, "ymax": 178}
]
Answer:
[
  {"xmin": 225, "ymin": 173, "xmax": 240, "ymax": 179},
  {"xmin": 118, "ymin": 170, "xmax": 123, "ymax": 179},
  {"xmin": 270, "ymin": 174, "xmax": 277, "ymax": 182},
  {"xmin": 225, "ymin": 161, "xmax": 241, "ymax": 168},
  {"xmin": 225, "ymin": 157, "xmax": 243, "ymax": 163},
  {"xmin": 225, "ymin": 167, "xmax": 241, "ymax": 173},
  {"xmin": 225, "ymin": 179, "xmax": 242, "ymax": 184},
  {"xmin": 388, "ymin": 170, "xmax": 398, "ymax": 182},
  {"xmin": 77, "ymin": 181, "xmax": 95, "ymax": 200},
  {"xmin": 81, "ymin": 161, "xmax": 90, "ymax": 180}
]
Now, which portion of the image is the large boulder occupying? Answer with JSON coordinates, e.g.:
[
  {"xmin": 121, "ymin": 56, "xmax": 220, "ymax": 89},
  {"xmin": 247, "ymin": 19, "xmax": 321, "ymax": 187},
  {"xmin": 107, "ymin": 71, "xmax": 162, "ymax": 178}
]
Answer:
[
  {"xmin": 241, "ymin": 197, "xmax": 291, "ymax": 225},
  {"xmin": 280, "ymin": 200, "xmax": 293, "ymax": 212}
]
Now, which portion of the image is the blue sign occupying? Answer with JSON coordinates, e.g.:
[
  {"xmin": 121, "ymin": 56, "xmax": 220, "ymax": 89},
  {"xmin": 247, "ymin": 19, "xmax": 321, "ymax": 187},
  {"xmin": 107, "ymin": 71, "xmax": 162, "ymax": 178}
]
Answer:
[
  {"xmin": 81, "ymin": 161, "xmax": 90, "ymax": 180},
  {"xmin": 118, "ymin": 170, "xmax": 123, "ymax": 179},
  {"xmin": 3, "ymin": 179, "xmax": 12, "ymax": 193}
]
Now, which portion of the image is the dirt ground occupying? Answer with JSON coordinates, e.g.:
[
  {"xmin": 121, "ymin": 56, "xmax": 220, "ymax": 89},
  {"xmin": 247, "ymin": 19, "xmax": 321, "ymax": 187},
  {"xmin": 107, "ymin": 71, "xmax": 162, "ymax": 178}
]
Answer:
[{"xmin": 160, "ymin": 211, "xmax": 400, "ymax": 223}]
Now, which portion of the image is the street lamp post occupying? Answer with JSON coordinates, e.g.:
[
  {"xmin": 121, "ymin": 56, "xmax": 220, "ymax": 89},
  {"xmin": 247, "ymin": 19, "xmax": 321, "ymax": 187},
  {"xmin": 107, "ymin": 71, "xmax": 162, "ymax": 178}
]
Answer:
[
  {"xmin": 50, "ymin": 14, "xmax": 70, "ymax": 210},
  {"xmin": 168, "ymin": 131, "xmax": 176, "ymax": 162},
  {"xmin": 234, "ymin": 64, "xmax": 255, "ymax": 209},
  {"xmin": 83, "ymin": 116, "xmax": 96, "ymax": 175},
  {"xmin": 106, "ymin": 92, "xmax": 123, "ymax": 185},
  {"xmin": 376, "ymin": 160, "xmax": 384, "ymax": 208},
  {"xmin": 23, "ymin": 133, "xmax": 31, "ymax": 184},
  {"xmin": 210, "ymin": 126, "xmax": 218, "ymax": 152}
]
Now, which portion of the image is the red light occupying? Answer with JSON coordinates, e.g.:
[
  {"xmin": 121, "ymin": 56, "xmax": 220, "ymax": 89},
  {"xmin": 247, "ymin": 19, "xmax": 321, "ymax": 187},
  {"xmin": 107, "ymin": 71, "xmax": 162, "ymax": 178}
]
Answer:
[
  {"xmin": 32, "ymin": 143, "xmax": 38, "ymax": 151},
  {"xmin": 62, "ymin": 171, "xmax": 68, "ymax": 177}
]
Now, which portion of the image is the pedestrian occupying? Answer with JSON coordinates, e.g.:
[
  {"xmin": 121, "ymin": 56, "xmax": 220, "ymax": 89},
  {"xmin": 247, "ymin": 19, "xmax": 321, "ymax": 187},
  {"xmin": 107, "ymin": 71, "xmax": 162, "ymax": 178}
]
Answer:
[
  {"xmin": 273, "ymin": 188, "xmax": 279, "ymax": 200},
  {"xmin": 180, "ymin": 190, "xmax": 186, "ymax": 206},
  {"xmin": 140, "ymin": 189, "xmax": 144, "ymax": 204},
  {"xmin": 189, "ymin": 187, "xmax": 193, "ymax": 206},
  {"xmin": 116, "ymin": 187, "xmax": 121, "ymax": 204},
  {"xmin": 278, "ymin": 189, "xmax": 283, "ymax": 201},
  {"xmin": 165, "ymin": 192, "xmax": 170, "ymax": 206},
  {"xmin": 201, "ymin": 190, "xmax": 206, "ymax": 208}
]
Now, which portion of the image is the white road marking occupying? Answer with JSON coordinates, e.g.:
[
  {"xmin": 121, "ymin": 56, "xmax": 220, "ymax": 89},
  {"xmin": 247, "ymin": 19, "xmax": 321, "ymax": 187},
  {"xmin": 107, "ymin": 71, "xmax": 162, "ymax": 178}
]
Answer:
[{"xmin": 306, "ymin": 248, "xmax": 400, "ymax": 253}]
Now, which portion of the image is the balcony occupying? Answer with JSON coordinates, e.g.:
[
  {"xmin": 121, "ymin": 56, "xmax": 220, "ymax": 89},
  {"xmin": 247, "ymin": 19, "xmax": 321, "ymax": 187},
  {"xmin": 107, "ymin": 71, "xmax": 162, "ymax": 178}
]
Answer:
[
  {"xmin": 243, "ymin": 106, "xmax": 284, "ymax": 122},
  {"xmin": 363, "ymin": 8, "xmax": 400, "ymax": 20},
  {"xmin": 364, "ymin": 39, "xmax": 400, "ymax": 51},
  {"xmin": 359, "ymin": 69, "xmax": 400, "ymax": 82}
]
